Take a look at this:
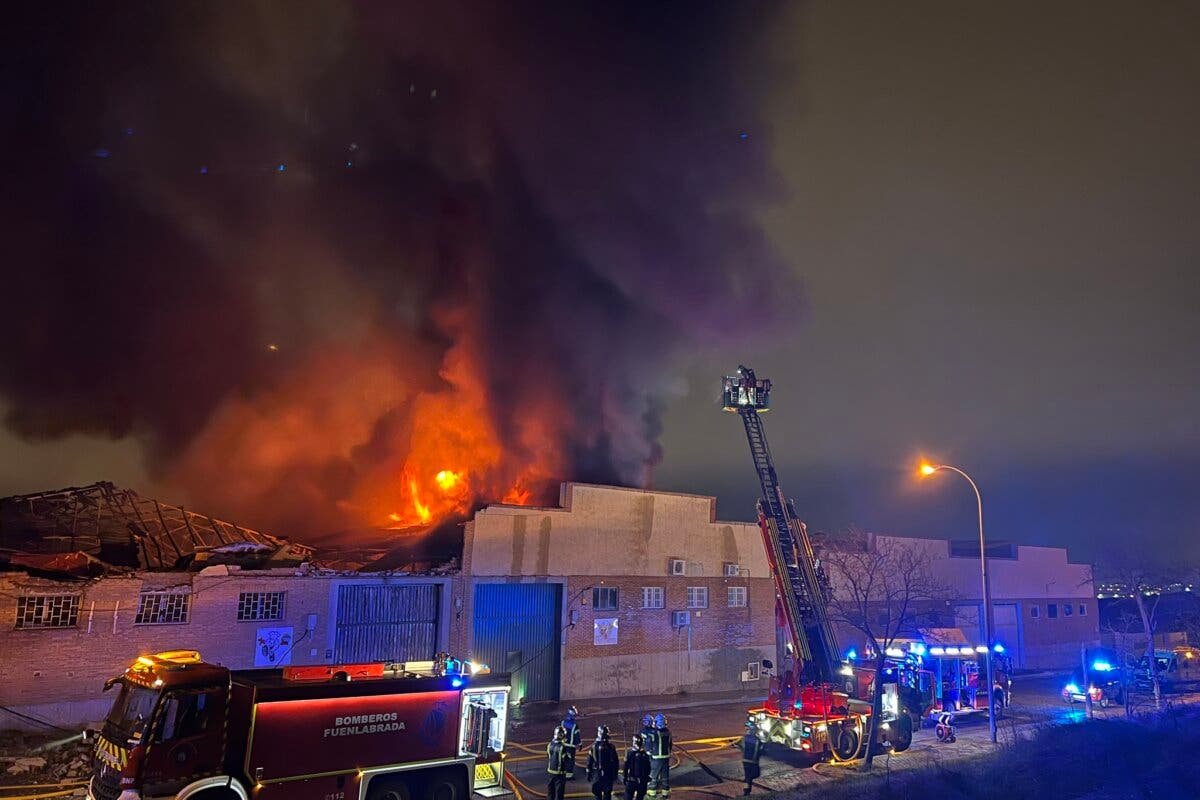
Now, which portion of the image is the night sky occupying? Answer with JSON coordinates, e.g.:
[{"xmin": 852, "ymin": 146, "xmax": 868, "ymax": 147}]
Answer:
[{"xmin": 3, "ymin": 3, "xmax": 1198, "ymax": 566}]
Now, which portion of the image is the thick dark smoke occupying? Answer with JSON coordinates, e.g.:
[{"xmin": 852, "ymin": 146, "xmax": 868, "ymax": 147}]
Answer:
[{"xmin": 2, "ymin": 1, "xmax": 802, "ymax": 537}]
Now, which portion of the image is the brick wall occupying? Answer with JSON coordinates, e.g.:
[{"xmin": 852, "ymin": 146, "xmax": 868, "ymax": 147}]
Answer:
[
  {"xmin": 1019, "ymin": 596, "xmax": 1101, "ymax": 668},
  {"xmin": 0, "ymin": 568, "xmax": 452, "ymax": 730},
  {"xmin": 562, "ymin": 575, "xmax": 774, "ymax": 658}
]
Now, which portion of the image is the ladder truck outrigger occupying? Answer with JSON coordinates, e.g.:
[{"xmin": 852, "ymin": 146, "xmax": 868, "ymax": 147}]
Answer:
[{"xmin": 723, "ymin": 366, "xmax": 923, "ymax": 760}]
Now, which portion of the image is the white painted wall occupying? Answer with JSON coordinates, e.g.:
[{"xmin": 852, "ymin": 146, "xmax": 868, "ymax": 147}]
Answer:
[
  {"xmin": 872, "ymin": 535, "xmax": 1095, "ymax": 600},
  {"xmin": 469, "ymin": 483, "xmax": 769, "ymax": 579}
]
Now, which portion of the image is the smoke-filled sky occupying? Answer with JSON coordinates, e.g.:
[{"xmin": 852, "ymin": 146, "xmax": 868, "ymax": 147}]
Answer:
[
  {"xmin": 657, "ymin": 2, "xmax": 1200, "ymax": 568},
  {"xmin": 3, "ymin": 2, "xmax": 1198, "ymax": 566}
]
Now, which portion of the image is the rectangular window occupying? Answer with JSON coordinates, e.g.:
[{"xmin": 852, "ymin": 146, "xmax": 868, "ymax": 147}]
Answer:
[
  {"xmin": 1079, "ymin": 604, "xmax": 1087, "ymax": 616},
  {"xmin": 1064, "ymin": 604, "xmax": 1073, "ymax": 617},
  {"xmin": 1047, "ymin": 603, "xmax": 1058, "ymax": 619},
  {"xmin": 237, "ymin": 592, "xmax": 286, "ymax": 621},
  {"xmin": 592, "ymin": 587, "xmax": 618, "ymax": 611},
  {"xmin": 135, "ymin": 591, "xmax": 191, "ymax": 625},
  {"xmin": 687, "ymin": 587, "xmax": 709, "ymax": 609},
  {"xmin": 727, "ymin": 587, "xmax": 747, "ymax": 608},
  {"xmin": 641, "ymin": 587, "xmax": 664, "ymax": 609},
  {"xmin": 15, "ymin": 595, "xmax": 81, "ymax": 629},
  {"xmin": 1030, "ymin": 605, "xmax": 1040, "ymax": 619}
]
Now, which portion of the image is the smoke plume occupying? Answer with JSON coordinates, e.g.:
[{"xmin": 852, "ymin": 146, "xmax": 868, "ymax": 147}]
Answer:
[{"xmin": 2, "ymin": 1, "xmax": 802, "ymax": 538}]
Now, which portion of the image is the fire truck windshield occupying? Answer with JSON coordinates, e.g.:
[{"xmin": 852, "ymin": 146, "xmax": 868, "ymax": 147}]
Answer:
[{"xmin": 105, "ymin": 681, "xmax": 158, "ymax": 738}]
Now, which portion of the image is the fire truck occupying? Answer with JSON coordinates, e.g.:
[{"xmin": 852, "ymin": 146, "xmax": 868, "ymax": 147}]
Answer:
[
  {"xmin": 723, "ymin": 367, "xmax": 926, "ymax": 760},
  {"xmin": 87, "ymin": 650, "xmax": 510, "ymax": 800}
]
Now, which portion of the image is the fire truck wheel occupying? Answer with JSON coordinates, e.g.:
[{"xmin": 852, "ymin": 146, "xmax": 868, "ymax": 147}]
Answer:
[
  {"xmin": 367, "ymin": 776, "xmax": 413, "ymax": 800},
  {"xmin": 832, "ymin": 727, "xmax": 860, "ymax": 761},
  {"xmin": 422, "ymin": 767, "xmax": 468, "ymax": 800},
  {"xmin": 890, "ymin": 717, "xmax": 913, "ymax": 752}
]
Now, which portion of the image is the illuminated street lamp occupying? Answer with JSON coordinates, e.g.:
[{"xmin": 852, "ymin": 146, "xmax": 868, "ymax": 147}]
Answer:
[{"xmin": 919, "ymin": 461, "xmax": 998, "ymax": 745}]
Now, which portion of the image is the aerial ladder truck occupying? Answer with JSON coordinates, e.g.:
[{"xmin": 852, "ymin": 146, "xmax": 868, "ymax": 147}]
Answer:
[{"xmin": 722, "ymin": 366, "xmax": 920, "ymax": 759}]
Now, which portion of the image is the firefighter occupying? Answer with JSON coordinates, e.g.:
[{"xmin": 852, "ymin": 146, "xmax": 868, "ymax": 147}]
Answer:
[
  {"xmin": 739, "ymin": 720, "xmax": 765, "ymax": 796},
  {"xmin": 623, "ymin": 733, "xmax": 651, "ymax": 800},
  {"xmin": 587, "ymin": 725, "xmax": 620, "ymax": 800},
  {"xmin": 992, "ymin": 678, "xmax": 1007, "ymax": 717},
  {"xmin": 562, "ymin": 706, "xmax": 583, "ymax": 779},
  {"xmin": 646, "ymin": 713, "xmax": 672, "ymax": 798},
  {"xmin": 548, "ymin": 726, "xmax": 569, "ymax": 800}
]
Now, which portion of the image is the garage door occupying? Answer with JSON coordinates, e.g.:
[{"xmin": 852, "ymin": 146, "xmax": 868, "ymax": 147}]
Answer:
[
  {"xmin": 473, "ymin": 582, "xmax": 561, "ymax": 702},
  {"xmin": 334, "ymin": 583, "xmax": 439, "ymax": 663}
]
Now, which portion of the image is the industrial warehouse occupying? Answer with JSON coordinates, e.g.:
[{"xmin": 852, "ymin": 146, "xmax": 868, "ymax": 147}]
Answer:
[{"xmin": 2, "ymin": 480, "xmax": 1098, "ymax": 730}]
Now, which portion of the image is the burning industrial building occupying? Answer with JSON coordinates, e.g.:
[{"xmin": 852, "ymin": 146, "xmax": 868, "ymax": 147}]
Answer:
[{"xmin": 3, "ymin": 2, "xmax": 803, "ymax": 540}]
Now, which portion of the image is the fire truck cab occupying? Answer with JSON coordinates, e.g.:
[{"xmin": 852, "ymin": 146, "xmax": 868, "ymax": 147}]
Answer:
[{"xmin": 89, "ymin": 650, "xmax": 510, "ymax": 800}]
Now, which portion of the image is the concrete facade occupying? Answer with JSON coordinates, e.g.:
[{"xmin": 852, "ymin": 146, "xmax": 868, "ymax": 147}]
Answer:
[
  {"xmin": 869, "ymin": 535, "xmax": 1100, "ymax": 669},
  {"xmin": 0, "ymin": 568, "xmax": 454, "ymax": 730},
  {"xmin": 462, "ymin": 483, "xmax": 776, "ymax": 700}
]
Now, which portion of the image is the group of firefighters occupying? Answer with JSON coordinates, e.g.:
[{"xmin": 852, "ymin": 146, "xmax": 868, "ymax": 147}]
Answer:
[{"xmin": 546, "ymin": 708, "xmax": 765, "ymax": 800}]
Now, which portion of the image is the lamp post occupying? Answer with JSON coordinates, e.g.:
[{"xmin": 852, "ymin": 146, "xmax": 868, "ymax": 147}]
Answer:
[{"xmin": 920, "ymin": 462, "xmax": 998, "ymax": 744}]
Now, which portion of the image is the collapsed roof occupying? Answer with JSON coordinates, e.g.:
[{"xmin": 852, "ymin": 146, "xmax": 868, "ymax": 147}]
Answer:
[{"xmin": 0, "ymin": 482, "xmax": 313, "ymax": 573}]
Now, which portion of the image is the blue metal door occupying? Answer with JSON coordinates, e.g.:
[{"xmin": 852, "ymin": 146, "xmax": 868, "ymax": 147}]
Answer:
[{"xmin": 473, "ymin": 582, "xmax": 561, "ymax": 702}]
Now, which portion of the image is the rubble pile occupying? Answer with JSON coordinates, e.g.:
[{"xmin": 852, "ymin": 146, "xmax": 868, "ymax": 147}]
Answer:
[{"xmin": 0, "ymin": 730, "xmax": 91, "ymax": 795}]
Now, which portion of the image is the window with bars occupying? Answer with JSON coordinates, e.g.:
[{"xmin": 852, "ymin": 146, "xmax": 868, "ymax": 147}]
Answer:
[
  {"xmin": 135, "ymin": 591, "xmax": 191, "ymax": 625},
  {"xmin": 592, "ymin": 587, "xmax": 619, "ymax": 611},
  {"xmin": 237, "ymin": 592, "xmax": 286, "ymax": 621},
  {"xmin": 727, "ymin": 586, "xmax": 747, "ymax": 608},
  {"xmin": 641, "ymin": 587, "xmax": 664, "ymax": 609},
  {"xmin": 686, "ymin": 587, "xmax": 708, "ymax": 609},
  {"xmin": 15, "ymin": 595, "xmax": 81, "ymax": 629}
]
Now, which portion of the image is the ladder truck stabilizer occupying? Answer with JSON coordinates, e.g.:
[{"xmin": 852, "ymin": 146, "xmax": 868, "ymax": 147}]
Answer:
[{"xmin": 723, "ymin": 366, "xmax": 917, "ymax": 759}]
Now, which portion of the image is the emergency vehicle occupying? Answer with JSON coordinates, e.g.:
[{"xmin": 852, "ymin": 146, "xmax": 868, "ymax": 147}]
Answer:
[
  {"xmin": 87, "ymin": 650, "xmax": 510, "ymax": 800},
  {"xmin": 723, "ymin": 368, "xmax": 923, "ymax": 760},
  {"xmin": 1136, "ymin": 646, "xmax": 1200, "ymax": 693}
]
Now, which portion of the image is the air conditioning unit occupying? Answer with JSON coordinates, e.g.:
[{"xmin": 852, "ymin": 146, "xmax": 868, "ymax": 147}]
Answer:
[
  {"xmin": 668, "ymin": 559, "xmax": 686, "ymax": 576},
  {"xmin": 671, "ymin": 610, "xmax": 691, "ymax": 628},
  {"xmin": 724, "ymin": 563, "xmax": 741, "ymax": 577},
  {"xmin": 746, "ymin": 661, "xmax": 761, "ymax": 680}
]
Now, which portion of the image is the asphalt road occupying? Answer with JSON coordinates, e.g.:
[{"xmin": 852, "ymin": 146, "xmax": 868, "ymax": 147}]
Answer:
[{"xmin": 502, "ymin": 673, "xmax": 1199, "ymax": 798}]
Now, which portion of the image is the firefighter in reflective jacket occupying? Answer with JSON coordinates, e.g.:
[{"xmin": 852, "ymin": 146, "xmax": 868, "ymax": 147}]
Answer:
[
  {"xmin": 548, "ymin": 726, "xmax": 569, "ymax": 800},
  {"xmin": 587, "ymin": 725, "xmax": 620, "ymax": 800},
  {"xmin": 623, "ymin": 733, "xmax": 651, "ymax": 800},
  {"xmin": 646, "ymin": 713, "xmax": 672, "ymax": 798},
  {"xmin": 562, "ymin": 706, "xmax": 583, "ymax": 779},
  {"xmin": 739, "ymin": 720, "xmax": 765, "ymax": 795}
]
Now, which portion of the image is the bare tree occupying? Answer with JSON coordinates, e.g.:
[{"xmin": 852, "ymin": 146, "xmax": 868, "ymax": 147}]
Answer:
[
  {"xmin": 1102, "ymin": 608, "xmax": 1144, "ymax": 720},
  {"xmin": 820, "ymin": 530, "xmax": 951, "ymax": 770},
  {"xmin": 1093, "ymin": 553, "xmax": 1174, "ymax": 712}
]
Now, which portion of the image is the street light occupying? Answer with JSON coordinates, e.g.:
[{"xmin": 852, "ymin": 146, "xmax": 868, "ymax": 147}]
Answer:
[{"xmin": 919, "ymin": 461, "xmax": 998, "ymax": 745}]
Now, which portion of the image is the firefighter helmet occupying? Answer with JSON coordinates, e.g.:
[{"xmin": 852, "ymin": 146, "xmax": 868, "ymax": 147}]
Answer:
[
  {"xmin": 632, "ymin": 733, "xmax": 644, "ymax": 749},
  {"xmin": 654, "ymin": 713, "xmax": 667, "ymax": 729},
  {"xmin": 553, "ymin": 725, "xmax": 567, "ymax": 741},
  {"xmin": 641, "ymin": 714, "xmax": 653, "ymax": 728},
  {"xmin": 597, "ymin": 725, "xmax": 610, "ymax": 741},
  {"xmin": 566, "ymin": 706, "xmax": 579, "ymax": 720}
]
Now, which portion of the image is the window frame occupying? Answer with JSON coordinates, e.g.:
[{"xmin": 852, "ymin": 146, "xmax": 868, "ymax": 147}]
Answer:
[
  {"xmin": 15, "ymin": 594, "xmax": 81, "ymax": 630},
  {"xmin": 640, "ymin": 587, "xmax": 664, "ymax": 610},
  {"xmin": 1047, "ymin": 603, "xmax": 1058, "ymax": 619},
  {"xmin": 236, "ymin": 591, "xmax": 286, "ymax": 622},
  {"xmin": 592, "ymin": 587, "xmax": 619, "ymax": 612},
  {"xmin": 1064, "ymin": 603, "xmax": 1073, "ymax": 617},
  {"xmin": 727, "ymin": 586, "xmax": 748, "ymax": 608},
  {"xmin": 1079, "ymin": 604, "xmax": 1087, "ymax": 616},
  {"xmin": 135, "ymin": 590, "xmax": 192, "ymax": 625},
  {"xmin": 686, "ymin": 586, "xmax": 709, "ymax": 609},
  {"xmin": 1030, "ymin": 605, "xmax": 1040, "ymax": 619}
]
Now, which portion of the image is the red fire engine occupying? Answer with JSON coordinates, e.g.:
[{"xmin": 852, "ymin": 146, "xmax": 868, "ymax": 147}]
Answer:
[
  {"xmin": 87, "ymin": 650, "xmax": 510, "ymax": 800},
  {"xmin": 723, "ymin": 367, "xmax": 926, "ymax": 760}
]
